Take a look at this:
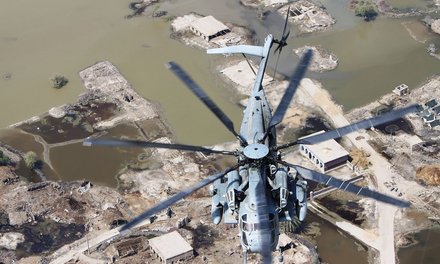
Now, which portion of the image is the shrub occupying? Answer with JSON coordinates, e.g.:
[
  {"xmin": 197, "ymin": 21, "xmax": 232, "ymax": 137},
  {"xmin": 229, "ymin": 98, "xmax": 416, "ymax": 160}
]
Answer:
[
  {"xmin": 0, "ymin": 150, "xmax": 11, "ymax": 166},
  {"xmin": 50, "ymin": 74, "xmax": 69, "ymax": 89},
  {"xmin": 354, "ymin": 1, "xmax": 377, "ymax": 20},
  {"xmin": 24, "ymin": 151, "xmax": 38, "ymax": 169}
]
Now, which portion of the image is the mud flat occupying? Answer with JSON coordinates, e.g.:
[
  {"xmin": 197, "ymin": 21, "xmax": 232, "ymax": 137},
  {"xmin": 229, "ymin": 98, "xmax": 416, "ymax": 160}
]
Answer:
[{"xmin": 293, "ymin": 46, "xmax": 338, "ymax": 72}]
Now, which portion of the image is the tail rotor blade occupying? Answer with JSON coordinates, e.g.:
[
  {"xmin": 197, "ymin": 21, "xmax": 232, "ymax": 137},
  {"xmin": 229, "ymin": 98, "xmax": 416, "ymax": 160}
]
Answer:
[
  {"xmin": 279, "ymin": 161, "xmax": 411, "ymax": 208},
  {"xmin": 272, "ymin": 48, "xmax": 282, "ymax": 81},
  {"xmin": 83, "ymin": 138, "xmax": 237, "ymax": 156},
  {"xmin": 166, "ymin": 62, "xmax": 247, "ymax": 145},
  {"xmin": 281, "ymin": 6, "xmax": 290, "ymax": 38}
]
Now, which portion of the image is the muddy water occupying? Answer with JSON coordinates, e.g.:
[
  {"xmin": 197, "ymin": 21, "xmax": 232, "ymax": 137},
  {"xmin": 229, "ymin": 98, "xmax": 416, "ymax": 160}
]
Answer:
[
  {"xmin": 398, "ymin": 227, "xmax": 440, "ymax": 264},
  {"xmin": 50, "ymin": 124, "xmax": 145, "ymax": 186},
  {"xmin": 291, "ymin": 16, "xmax": 440, "ymax": 110},
  {"xmin": 386, "ymin": 0, "xmax": 432, "ymax": 10},
  {"xmin": 0, "ymin": 0, "xmax": 242, "ymax": 146},
  {"xmin": 306, "ymin": 212, "xmax": 369, "ymax": 264}
]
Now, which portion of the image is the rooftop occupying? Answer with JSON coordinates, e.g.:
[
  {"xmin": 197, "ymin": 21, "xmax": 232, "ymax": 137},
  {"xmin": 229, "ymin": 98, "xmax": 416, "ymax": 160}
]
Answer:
[
  {"xmin": 149, "ymin": 231, "xmax": 193, "ymax": 260},
  {"xmin": 189, "ymin": 16, "xmax": 229, "ymax": 37},
  {"xmin": 300, "ymin": 130, "xmax": 349, "ymax": 163}
]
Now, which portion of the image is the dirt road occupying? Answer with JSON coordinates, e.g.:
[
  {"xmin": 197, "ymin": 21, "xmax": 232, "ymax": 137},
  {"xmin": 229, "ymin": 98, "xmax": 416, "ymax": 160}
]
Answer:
[{"xmin": 299, "ymin": 78, "xmax": 403, "ymax": 264}]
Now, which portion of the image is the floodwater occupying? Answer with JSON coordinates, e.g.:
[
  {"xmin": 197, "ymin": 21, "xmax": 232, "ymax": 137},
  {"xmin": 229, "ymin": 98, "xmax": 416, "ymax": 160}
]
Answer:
[
  {"xmin": 398, "ymin": 227, "xmax": 440, "ymax": 264},
  {"xmin": 49, "ymin": 123, "xmax": 145, "ymax": 186},
  {"xmin": 0, "ymin": 0, "xmax": 242, "ymax": 146},
  {"xmin": 386, "ymin": 0, "xmax": 432, "ymax": 10},
  {"xmin": 306, "ymin": 212, "xmax": 369, "ymax": 264},
  {"xmin": 0, "ymin": 0, "xmax": 439, "ymax": 261}
]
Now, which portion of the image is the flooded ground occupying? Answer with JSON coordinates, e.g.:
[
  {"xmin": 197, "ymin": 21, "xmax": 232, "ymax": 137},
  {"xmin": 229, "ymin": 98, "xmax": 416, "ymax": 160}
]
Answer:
[
  {"xmin": 2, "ymin": 0, "xmax": 440, "ymax": 137},
  {"xmin": 386, "ymin": 0, "xmax": 432, "ymax": 10},
  {"xmin": 306, "ymin": 212, "xmax": 369, "ymax": 264},
  {"xmin": 398, "ymin": 227, "xmax": 440, "ymax": 264},
  {"xmin": 1, "ymin": 0, "xmax": 439, "ymax": 261},
  {"xmin": 0, "ymin": 0, "xmax": 242, "ymax": 146}
]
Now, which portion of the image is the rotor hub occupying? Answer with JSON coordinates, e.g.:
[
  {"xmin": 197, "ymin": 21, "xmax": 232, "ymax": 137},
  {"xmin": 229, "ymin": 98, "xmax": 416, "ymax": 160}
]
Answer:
[{"xmin": 243, "ymin": 143, "xmax": 269, "ymax": 160}]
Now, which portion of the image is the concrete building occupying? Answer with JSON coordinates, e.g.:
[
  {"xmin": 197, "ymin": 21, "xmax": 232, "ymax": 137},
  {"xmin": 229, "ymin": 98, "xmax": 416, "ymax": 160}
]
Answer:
[
  {"xmin": 299, "ymin": 131, "xmax": 350, "ymax": 173},
  {"xmin": 392, "ymin": 84, "xmax": 409, "ymax": 96},
  {"xmin": 148, "ymin": 231, "xmax": 193, "ymax": 264},
  {"xmin": 189, "ymin": 16, "xmax": 230, "ymax": 41}
]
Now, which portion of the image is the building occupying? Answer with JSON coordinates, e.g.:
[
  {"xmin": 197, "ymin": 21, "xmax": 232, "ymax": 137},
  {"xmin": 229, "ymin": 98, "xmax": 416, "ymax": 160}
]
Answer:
[
  {"xmin": 392, "ymin": 84, "xmax": 409, "ymax": 96},
  {"xmin": 428, "ymin": 119, "xmax": 440, "ymax": 128},
  {"xmin": 116, "ymin": 237, "xmax": 147, "ymax": 258},
  {"xmin": 189, "ymin": 16, "xmax": 230, "ymax": 41},
  {"xmin": 299, "ymin": 131, "xmax": 350, "ymax": 173},
  {"xmin": 432, "ymin": 105, "xmax": 440, "ymax": 115},
  {"xmin": 425, "ymin": 98, "xmax": 438, "ymax": 109},
  {"xmin": 148, "ymin": 231, "xmax": 193, "ymax": 264}
]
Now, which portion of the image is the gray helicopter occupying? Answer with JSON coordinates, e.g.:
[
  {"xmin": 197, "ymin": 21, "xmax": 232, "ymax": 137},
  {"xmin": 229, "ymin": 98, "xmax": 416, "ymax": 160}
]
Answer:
[{"xmin": 84, "ymin": 12, "xmax": 418, "ymax": 264}]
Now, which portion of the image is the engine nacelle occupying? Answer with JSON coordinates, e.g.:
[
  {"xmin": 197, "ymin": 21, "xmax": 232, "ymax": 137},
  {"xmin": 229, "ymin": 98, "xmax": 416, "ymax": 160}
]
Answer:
[
  {"xmin": 274, "ymin": 168, "xmax": 288, "ymax": 209},
  {"xmin": 211, "ymin": 203, "xmax": 223, "ymax": 225},
  {"xmin": 226, "ymin": 170, "xmax": 240, "ymax": 212}
]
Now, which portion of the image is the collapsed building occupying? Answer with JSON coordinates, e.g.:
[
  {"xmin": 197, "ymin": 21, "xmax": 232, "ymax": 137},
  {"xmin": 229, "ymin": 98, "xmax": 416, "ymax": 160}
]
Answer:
[
  {"xmin": 189, "ymin": 16, "xmax": 230, "ymax": 41},
  {"xmin": 299, "ymin": 130, "xmax": 350, "ymax": 173}
]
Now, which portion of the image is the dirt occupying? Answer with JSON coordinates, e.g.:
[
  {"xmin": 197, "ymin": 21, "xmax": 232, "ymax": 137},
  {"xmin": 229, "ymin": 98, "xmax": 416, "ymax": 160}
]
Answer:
[
  {"xmin": 416, "ymin": 165, "xmax": 440, "ymax": 186},
  {"xmin": 293, "ymin": 46, "xmax": 338, "ymax": 72},
  {"xmin": 0, "ymin": 162, "xmax": 130, "ymax": 263}
]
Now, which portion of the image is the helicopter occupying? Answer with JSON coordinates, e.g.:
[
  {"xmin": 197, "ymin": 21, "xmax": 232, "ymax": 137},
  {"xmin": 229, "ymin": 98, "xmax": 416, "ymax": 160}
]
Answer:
[{"xmin": 84, "ymin": 11, "xmax": 418, "ymax": 264}]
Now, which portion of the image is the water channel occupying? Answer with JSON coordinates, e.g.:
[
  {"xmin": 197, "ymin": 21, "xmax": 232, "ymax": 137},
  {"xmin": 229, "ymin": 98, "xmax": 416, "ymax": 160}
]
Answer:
[{"xmin": 1, "ymin": 0, "xmax": 439, "ymax": 262}]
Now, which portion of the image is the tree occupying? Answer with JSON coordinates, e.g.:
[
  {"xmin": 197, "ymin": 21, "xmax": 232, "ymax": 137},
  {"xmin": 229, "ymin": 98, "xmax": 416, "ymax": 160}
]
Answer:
[
  {"xmin": 0, "ymin": 150, "xmax": 11, "ymax": 166},
  {"xmin": 24, "ymin": 151, "xmax": 38, "ymax": 169},
  {"xmin": 354, "ymin": 1, "xmax": 377, "ymax": 21},
  {"xmin": 50, "ymin": 74, "xmax": 69, "ymax": 89}
]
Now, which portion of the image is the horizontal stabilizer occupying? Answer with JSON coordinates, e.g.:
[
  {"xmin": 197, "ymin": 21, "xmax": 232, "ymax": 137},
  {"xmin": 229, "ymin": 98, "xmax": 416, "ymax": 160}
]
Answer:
[{"xmin": 207, "ymin": 45, "xmax": 264, "ymax": 57}]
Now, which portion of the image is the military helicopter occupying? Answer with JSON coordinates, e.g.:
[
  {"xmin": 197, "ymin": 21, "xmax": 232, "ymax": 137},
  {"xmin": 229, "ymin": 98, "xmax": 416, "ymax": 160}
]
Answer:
[{"xmin": 84, "ymin": 11, "xmax": 418, "ymax": 264}]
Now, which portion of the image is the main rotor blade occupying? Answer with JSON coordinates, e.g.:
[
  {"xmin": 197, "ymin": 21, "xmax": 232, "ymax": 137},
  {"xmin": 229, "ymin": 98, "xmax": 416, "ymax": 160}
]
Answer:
[
  {"xmin": 83, "ymin": 138, "xmax": 236, "ymax": 156},
  {"xmin": 120, "ymin": 165, "xmax": 241, "ymax": 231},
  {"xmin": 269, "ymin": 49, "xmax": 313, "ymax": 128},
  {"xmin": 277, "ymin": 104, "xmax": 420, "ymax": 150},
  {"xmin": 279, "ymin": 161, "xmax": 410, "ymax": 208},
  {"xmin": 166, "ymin": 62, "xmax": 247, "ymax": 145}
]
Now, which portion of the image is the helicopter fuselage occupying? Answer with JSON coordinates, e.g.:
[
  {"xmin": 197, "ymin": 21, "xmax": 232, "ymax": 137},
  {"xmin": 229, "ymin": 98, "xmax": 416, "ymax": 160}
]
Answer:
[{"xmin": 209, "ymin": 34, "xmax": 308, "ymax": 255}]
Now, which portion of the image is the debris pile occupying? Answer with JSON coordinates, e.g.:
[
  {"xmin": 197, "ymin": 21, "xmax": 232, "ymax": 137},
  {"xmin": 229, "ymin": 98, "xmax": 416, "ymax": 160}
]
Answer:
[
  {"xmin": 416, "ymin": 165, "xmax": 440, "ymax": 186},
  {"xmin": 279, "ymin": 1, "xmax": 335, "ymax": 34}
]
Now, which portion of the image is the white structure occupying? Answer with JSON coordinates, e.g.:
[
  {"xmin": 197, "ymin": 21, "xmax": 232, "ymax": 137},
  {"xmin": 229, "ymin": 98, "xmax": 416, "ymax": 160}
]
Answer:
[
  {"xmin": 189, "ymin": 16, "xmax": 230, "ymax": 41},
  {"xmin": 393, "ymin": 84, "xmax": 409, "ymax": 96},
  {"xmin": 149, "ymin": 231, "xmax": 193, "ymax": 264},
  {"xmin": 299, "ymin": 131, "xmax": 349, "ymax": 173}
]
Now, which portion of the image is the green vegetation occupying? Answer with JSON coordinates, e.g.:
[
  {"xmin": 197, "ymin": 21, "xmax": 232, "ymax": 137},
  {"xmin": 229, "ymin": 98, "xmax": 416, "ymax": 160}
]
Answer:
[
  {"xmin": 50, "ymin": 74, "xmax": 69, "ymax": 89},
  {"xmin": 0, "ymin": 150, "xmax": 11, "ymax": 166},
  {"xmin": 354, "ymin": 1, "xmax": 378, "ymax": 20},
  {"xmin": 24, "ymin": 151, "xmax": 38, "ymax": 169}
]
